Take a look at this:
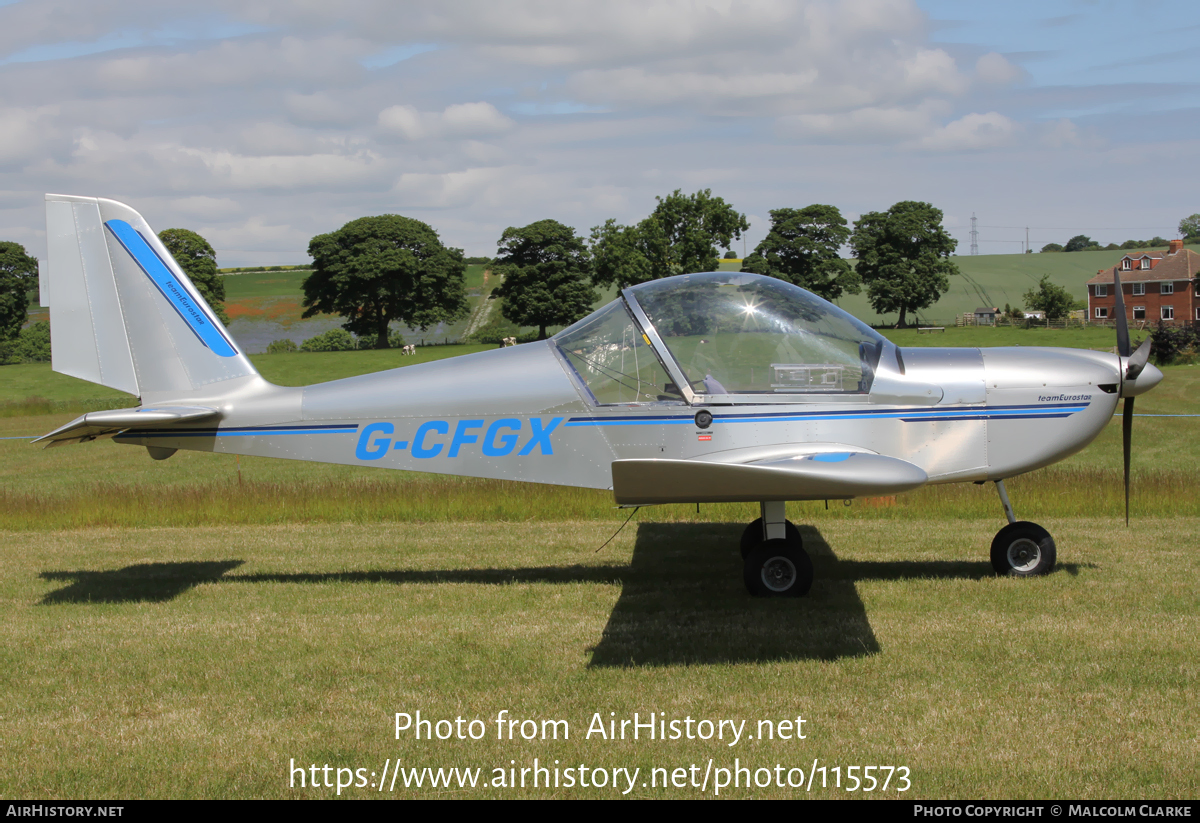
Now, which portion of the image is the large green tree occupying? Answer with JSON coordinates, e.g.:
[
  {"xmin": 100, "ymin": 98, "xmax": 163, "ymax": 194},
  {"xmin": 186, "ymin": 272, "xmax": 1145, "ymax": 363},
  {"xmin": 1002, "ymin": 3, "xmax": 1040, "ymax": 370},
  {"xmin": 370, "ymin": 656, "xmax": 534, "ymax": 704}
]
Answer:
[
  {"xmin": 492, "ymin": 219, "xmax": 597, "ymax": 340},
  {"xmin": 849, "ymin": 201, "xmax": 958, "ymax": 328},
  {"xmin": 739, "ymin": 205, "xmax": 860, "ymax": 300},
  {"xmin": 590, "ymin": 189, "xmax": 749, "ymax": 290},
  {"xmin": 0, "ymin": 241, "xmax": 38, "ymax": 362},
  {"xmin": 1179, "ymin": 214, "xmax": 1200, "ymax": 239},
  {"xmin": 158, "ymin": 228, "xmax": 228, "ymax": 324},
  {"xmin": 1023, "ymin": 275, "xmax": 1074, "ymax": 321},
  {"xmin": 303, "ymin": 215, "xmax": 468, "ymax": 349}
]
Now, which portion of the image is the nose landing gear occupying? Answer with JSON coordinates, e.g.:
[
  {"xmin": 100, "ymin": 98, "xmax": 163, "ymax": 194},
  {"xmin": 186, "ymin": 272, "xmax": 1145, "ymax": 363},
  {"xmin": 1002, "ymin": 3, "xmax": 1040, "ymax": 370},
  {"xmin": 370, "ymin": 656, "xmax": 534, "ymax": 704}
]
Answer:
[{"xmin": 991, "ymin": 480, "xmax": 1056, "ymax": 576}]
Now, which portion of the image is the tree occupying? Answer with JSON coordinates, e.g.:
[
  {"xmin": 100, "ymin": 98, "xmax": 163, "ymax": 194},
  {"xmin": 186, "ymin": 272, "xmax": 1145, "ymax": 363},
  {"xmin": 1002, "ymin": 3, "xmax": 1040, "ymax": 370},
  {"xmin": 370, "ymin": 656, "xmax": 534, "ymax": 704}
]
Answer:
[
  {"xmin": 590, "ymin": 189, "xmax": 749, "ymax": 290},
  {"xmin": 740, "ymin": 205, "xmax": 861, "ymax": 300},
  {"xmin": 0, "ymin": 241, "xmax": 38, "ymax": 362},
  {"xmin": 492, "ymin": 219, "xmax": 597, "ymax": 340},
  {"xmin": 12, "ymin": 320, "xmax": 50, "ymax": 362},
  {"xmin": 1178, "ymin": 214, "xmax": 1200, "ymax": 239},
  {"xmin": 158, "ymin": 228, "xmax": 228, "ymax": 324},
  {"xmin": 303, "ymin": 215, "xmax": 468, "ymax": 349},
  {"xmin": 849, "ymin": 201, "xmax": 958, "ymax": 328},
  {"xmin": 1023, "ymin": 275, "xmax": 1074, "ymax": 321},
  {"xmin": 1063, "ymin": 234, "xmax": 1096, "ymax": 252},
  {"xmin": 1041, "ymin": 243, "xmax": 1064, "ymax": 252}
]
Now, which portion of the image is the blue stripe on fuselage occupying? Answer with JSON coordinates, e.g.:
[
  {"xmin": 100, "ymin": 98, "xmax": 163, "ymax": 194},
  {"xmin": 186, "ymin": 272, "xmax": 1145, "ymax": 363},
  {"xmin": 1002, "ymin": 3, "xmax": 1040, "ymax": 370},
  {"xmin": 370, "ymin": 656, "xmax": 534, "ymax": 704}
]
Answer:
[{"xmin": 564, "ymin": 402, "xmax": 1089, "ymax": 427}]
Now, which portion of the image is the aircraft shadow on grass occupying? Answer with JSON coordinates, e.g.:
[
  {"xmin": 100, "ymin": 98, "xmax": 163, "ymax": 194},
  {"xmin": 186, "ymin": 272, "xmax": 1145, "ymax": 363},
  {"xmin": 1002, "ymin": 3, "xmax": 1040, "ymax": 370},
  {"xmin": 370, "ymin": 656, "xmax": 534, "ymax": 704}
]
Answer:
[
  {"xmin": 40, "ymin": 561, "xmax": 246, "ymax": 604},
  {"xmin": 38, "ymin": 523, "xmax": 1084, "ymax": 666}
]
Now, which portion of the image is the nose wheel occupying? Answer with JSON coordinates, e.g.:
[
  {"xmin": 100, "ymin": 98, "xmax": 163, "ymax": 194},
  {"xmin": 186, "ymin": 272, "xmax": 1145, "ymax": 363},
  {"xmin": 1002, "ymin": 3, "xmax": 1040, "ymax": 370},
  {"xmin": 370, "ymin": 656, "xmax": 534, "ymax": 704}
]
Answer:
[
  {"xmin": 990, "ymin": 480, "xmax": 1056, "ymax": 576},
  {"xmin": 991, "ymin": 521, "xmax": 1056, "ymax": 577}
]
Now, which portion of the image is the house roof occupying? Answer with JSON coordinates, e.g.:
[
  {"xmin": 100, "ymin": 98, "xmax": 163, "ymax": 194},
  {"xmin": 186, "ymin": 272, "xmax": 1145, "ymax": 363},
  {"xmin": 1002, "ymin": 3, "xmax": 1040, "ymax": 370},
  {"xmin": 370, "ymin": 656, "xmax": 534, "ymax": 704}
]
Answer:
[
  {"xmin": 1086, "ymin": 247, "xmax": 1200, "ymax": 285},
  {"xmin": 974, "ymin": 307, "xmax": 998, "ymax": 314}
]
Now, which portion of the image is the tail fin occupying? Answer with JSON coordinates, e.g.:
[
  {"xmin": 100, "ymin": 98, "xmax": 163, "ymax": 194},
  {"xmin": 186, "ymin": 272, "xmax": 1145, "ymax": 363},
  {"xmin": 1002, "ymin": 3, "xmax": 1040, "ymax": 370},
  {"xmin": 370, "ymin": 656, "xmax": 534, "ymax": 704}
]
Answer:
[{"xmin": 44, "ymin": 194, "xmax": 258, "ymax": 402}]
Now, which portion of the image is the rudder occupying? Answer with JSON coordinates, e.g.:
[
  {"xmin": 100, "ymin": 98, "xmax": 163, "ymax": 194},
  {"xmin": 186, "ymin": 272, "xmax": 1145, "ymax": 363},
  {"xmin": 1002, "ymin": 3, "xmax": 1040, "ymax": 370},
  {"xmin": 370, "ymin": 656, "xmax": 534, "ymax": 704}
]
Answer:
[{"xmin": 44, "ymin": 194, "xmax": 258, "ymax": 402}]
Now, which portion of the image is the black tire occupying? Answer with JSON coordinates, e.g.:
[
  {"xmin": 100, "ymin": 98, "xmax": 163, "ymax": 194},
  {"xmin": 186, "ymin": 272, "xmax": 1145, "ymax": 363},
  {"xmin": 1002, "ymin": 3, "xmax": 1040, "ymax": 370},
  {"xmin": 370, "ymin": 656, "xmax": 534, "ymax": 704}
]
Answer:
[
  {"xmin": 740, "ymin": 518, "xmax": 802, "ymax": 558},
  {"xmin": 743, "ymin": 539, "xmax": 814, "ymax": 598},
  {"xmin": 990, "ymin": 521, "xmax": 1056, "ymax": 577}
]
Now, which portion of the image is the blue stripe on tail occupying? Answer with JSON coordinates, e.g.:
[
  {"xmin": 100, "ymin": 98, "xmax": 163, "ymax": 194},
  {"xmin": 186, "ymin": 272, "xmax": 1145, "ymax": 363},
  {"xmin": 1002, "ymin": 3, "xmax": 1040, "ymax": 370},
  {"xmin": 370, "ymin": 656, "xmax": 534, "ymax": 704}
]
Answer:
[{"xmin": 104, "ymin": 219, "xmax": 238, "ymax": 358}]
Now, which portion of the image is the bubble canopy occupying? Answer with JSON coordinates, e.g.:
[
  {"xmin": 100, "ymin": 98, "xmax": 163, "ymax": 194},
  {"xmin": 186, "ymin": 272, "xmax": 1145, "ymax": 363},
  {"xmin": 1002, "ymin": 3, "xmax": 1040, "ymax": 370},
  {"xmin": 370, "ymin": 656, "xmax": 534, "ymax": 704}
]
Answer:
[{"xmin": 553, "ymin": 272, "xmax": 886, "ymax": 405}]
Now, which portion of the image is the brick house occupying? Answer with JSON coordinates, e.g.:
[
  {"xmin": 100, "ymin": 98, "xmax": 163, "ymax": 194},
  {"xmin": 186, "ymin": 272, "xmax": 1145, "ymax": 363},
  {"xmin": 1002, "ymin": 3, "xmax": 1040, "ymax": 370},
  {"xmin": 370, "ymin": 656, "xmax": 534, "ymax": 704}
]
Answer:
[{"xmin": 1087, "ymin": 240, "xmax": 1200, "ymax": 326}]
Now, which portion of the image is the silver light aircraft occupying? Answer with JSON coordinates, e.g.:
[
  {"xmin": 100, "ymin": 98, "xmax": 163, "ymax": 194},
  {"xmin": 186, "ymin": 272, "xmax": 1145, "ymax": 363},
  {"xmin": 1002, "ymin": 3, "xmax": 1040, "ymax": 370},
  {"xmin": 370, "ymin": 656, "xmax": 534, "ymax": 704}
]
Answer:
[{"xmin": 36, "ymin": 195, "xmax": 1164, "ymax": 597}]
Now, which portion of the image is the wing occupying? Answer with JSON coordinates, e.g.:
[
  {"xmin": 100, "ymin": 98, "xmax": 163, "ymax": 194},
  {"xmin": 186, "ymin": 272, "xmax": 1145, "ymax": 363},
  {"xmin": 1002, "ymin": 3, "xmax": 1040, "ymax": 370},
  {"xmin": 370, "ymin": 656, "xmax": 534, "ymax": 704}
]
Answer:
[
  {"xmin": 34, "ymin": 406, "xmax": 219, "ymax": 448},
  {"xmin": 611, "ymin": 445, "xmax": 927, "ymax": 505}
]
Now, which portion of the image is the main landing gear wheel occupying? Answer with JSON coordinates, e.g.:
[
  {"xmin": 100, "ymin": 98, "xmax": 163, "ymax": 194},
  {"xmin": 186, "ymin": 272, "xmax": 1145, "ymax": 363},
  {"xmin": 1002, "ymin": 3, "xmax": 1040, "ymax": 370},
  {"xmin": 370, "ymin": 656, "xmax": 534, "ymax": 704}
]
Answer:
[
  {"xmin": 744, "ymin": 539, "xmax": 814, "ymax": 598},
  {"xmin": 739, "ymin": 518, "xmax": 802, "ymax": 558},
  {"xmin": 990, "ymin": 521, "xmax": 1056, "ymax": 577}
]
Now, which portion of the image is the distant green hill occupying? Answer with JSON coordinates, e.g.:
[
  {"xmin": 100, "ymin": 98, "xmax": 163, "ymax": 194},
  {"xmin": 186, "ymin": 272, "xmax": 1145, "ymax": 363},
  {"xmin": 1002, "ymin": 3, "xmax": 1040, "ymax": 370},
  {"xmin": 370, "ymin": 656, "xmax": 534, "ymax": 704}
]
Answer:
[
  {"xmin": 833, "ymin": 248, "xmax": 1164, "ymax": 326},
  {"xmin": 212, "ymin": 251, "xmax": 1166, "ymax": 346}
]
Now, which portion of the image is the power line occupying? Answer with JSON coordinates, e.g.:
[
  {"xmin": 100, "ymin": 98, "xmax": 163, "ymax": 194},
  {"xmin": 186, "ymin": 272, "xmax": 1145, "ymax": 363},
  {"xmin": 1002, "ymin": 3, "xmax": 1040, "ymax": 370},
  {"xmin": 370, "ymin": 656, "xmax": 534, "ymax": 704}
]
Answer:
[{"xmin": 946, "ymin": 225, "xmax": 1175, "ymax": 231}]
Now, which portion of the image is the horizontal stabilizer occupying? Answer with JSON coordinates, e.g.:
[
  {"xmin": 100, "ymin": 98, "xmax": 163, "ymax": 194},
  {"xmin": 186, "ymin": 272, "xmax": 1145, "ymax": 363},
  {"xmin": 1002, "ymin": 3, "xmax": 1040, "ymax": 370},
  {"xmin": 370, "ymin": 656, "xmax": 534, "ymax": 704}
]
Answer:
[
  {"xmin": 612, "ymin": 450, "xmax": 927, "ymax": 505},
  {"xmin": 34, "ymin": 406, "xmax": 219, "ymax": 448}
]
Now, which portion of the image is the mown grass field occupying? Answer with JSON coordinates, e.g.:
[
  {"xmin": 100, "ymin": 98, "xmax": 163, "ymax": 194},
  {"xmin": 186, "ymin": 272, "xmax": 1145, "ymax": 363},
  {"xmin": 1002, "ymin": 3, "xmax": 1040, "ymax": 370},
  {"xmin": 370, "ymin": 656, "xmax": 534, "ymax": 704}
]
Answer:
[{"xmin": 0, "ymin": 332, "xmax": 1196, "ymax": 799}]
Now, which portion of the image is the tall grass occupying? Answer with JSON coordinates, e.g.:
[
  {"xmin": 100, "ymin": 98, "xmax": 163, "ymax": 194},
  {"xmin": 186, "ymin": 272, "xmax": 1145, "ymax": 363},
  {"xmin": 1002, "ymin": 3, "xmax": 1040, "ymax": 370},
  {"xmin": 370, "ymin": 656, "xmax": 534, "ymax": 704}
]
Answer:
[
  {"xmin": 0, "ymin": 396, "xmax": 130, "ymax": 418},
  {"xmin": 1, "ymin": 466, "xmax": 1191, "ymax": 531}
]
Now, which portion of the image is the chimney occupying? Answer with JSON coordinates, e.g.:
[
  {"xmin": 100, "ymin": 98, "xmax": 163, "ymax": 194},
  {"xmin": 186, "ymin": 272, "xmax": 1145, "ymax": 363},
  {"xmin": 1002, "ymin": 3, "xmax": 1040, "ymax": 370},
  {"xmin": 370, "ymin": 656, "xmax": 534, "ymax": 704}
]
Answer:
[{"xmin": 1168, "ymin": 239, "xmax": 1183, "ymax": 254}]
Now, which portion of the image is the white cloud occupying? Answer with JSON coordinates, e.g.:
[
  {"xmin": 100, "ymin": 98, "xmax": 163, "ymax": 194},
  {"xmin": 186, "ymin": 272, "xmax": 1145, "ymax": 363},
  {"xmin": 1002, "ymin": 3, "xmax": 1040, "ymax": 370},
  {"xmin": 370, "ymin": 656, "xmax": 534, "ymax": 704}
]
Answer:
[
  {"xmin": 378, "ymin": 102, "xmax": 513, "ymax": 141},
  {"xmin": 169, "ymin": 195, "xmax": 243, "ymax": 221},
  {"xmin": 0, "ymin": 106, "xmax": 55, "ymax": 166},
  {"xmin": 391, "ymin": 166, "xmax": 511, "ymax": 210},
  {"xmin": 284, "ymin": 92, "xmax": 361, "ymax": 126},
  {"xmin": 975, "ymin": 52, "xmax": 1021, "ymax": 85},
  {"xmin": 901, "ymin": 49, "xmax": 968, "ymax": 96},
  {"xmin": 1039, "ymin": 118, "xmax": 1082, "ymax": 148},
  {"xmin": 177, "ymin": 147, "xmax": 388, "ymax": 191},
  {"xmin": 916, "ymin": 112, "xmax": 1017, "ymax": 151},
  {"xmin": 777, "ymin": 101, "xmax": 950, "ymax": 143}
]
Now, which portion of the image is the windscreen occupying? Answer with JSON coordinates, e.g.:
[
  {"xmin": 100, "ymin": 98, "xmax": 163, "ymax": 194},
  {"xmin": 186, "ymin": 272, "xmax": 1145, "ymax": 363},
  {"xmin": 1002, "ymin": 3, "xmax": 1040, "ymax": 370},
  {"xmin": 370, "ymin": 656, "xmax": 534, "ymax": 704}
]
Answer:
[
  {"xmin": 552, "ymin": 300, "xmax": 681, "ymax": 404},
  {"xmin": 626, "ymin": 272, "xmax": 884, "ymax": 395}
]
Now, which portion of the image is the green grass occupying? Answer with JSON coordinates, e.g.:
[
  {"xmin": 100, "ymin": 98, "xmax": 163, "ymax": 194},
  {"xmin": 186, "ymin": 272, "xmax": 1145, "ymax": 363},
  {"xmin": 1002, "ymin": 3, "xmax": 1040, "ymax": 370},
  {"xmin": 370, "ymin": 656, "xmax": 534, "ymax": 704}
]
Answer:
[
  {"xmin": 1, "ymin": 518, "xmax": 1196, "ymax": 798},
  {"xmin": 0, "ymin": 343, "xmax": 494, "ymax": 416},
  {"xmin": 250, "ymin": 344, "xmax": 495, "ymax": 387},
  {"xmin": 223, "ymin": 270, "xmax": 312, "ymax": 300}
]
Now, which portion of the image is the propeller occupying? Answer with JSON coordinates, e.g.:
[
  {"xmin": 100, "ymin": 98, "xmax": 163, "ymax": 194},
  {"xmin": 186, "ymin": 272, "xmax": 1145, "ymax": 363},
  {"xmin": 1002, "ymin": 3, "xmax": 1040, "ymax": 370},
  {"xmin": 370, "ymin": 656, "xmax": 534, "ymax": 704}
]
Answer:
[{"xmin": 1111, "ymin": 268, "xmax": 1151, "ymax": 526}]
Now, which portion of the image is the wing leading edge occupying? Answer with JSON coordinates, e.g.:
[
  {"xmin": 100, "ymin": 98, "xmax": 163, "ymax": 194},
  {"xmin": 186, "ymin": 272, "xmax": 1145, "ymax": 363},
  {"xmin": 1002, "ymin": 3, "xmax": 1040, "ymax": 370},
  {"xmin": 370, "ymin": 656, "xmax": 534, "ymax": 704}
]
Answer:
[{"xmin": 611, "ymin": 448, "xmax": 927, "ymax": 505}]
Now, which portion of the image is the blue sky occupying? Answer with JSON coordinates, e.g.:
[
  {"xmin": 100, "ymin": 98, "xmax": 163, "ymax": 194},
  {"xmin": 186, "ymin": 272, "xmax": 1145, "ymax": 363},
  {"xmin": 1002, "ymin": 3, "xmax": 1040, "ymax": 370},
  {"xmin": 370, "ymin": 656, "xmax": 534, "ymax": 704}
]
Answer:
[{"xmin": 0, "ymin": 0, "xmax": 1195, "ymax": 263}]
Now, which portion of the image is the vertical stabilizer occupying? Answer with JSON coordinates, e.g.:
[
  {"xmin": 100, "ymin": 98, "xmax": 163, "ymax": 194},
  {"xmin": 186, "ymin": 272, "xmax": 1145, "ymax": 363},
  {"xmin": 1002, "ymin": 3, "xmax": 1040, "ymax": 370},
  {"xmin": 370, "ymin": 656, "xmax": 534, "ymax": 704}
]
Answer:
[{"xmin": 44, "ymin": 194, "xmax": 258, "ymax": 401}]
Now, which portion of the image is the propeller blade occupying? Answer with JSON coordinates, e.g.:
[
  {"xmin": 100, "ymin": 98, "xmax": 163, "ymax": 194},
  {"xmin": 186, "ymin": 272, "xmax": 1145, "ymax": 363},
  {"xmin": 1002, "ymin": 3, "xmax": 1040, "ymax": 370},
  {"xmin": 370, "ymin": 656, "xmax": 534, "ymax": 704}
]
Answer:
[
  {"xmin": 1122, "ymin": 397, "xmax": 1133, "ymax": 527},
  {"xmin": 1112, "ymin": 266, "xmax": 1130, "ymax": 357},
  {"xmin": 1126, "ymin": 336, "xmax": 1152, "ymax": 382}
]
